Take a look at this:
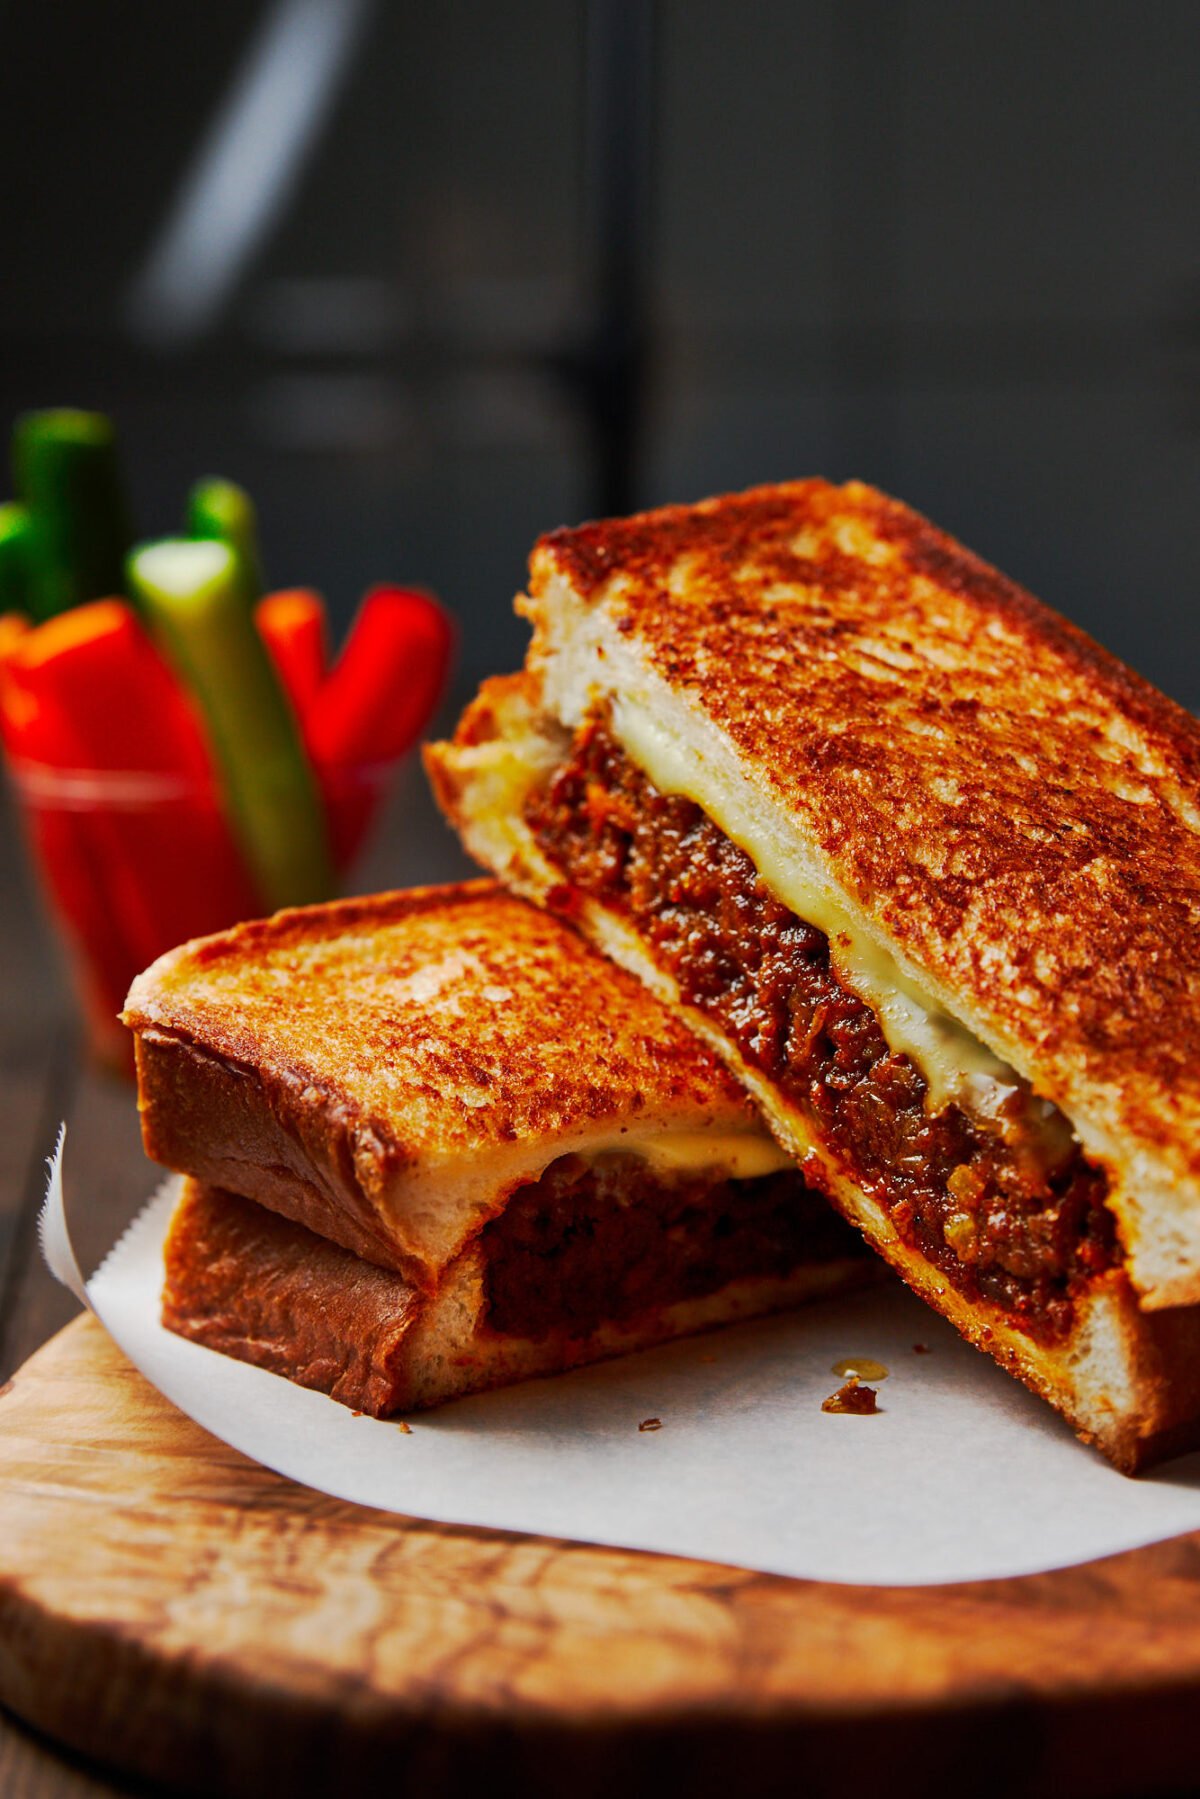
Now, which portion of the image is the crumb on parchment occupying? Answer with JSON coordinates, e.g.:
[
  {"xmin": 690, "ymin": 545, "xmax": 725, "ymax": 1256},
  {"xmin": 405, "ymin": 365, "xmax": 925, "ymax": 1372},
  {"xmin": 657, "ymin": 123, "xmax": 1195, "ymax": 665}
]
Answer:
[{"xmin": 821, "ymin": 1377, "xmax": 879, "ymax": 1415}]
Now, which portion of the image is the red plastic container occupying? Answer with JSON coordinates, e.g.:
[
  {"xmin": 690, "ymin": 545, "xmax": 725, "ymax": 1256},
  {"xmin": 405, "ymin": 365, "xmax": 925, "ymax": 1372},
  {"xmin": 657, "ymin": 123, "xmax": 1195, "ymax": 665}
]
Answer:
[{"xmin": 8, "ymin": 754, "xmax": 397, "ymax": 1072}]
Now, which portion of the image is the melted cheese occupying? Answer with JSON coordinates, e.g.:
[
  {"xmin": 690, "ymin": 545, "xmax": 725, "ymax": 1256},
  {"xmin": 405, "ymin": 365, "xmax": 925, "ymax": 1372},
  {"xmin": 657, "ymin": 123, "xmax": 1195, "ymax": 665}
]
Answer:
[
  {"xmin": 629, "ymin": 1130, "xmax": 793, "ymax": 1179},
  {"xmin": 612, "ymin": 699, "xmax": 1019, "ymax": 1112}
]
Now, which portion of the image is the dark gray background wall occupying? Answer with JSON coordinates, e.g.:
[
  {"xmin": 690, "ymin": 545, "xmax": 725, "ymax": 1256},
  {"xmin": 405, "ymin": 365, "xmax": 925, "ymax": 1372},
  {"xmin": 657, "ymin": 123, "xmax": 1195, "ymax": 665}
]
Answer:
[{"xmin": 3, "ymin": 0, "xmax": 1197, "ymax": 726}]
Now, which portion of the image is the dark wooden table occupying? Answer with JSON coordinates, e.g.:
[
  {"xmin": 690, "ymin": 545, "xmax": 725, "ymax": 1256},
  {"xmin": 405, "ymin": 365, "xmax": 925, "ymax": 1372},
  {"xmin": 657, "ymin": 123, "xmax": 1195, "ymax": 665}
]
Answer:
[{"xmin": 0, "ymin": 768, "xmax": 470, "ymax": 1796}]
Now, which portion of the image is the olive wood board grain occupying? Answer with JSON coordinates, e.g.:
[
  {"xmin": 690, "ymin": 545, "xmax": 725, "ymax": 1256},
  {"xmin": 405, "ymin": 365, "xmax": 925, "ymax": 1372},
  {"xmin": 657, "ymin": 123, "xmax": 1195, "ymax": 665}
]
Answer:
[{"xmin": 2, "ymin": 1316, "xmax": 1200, "ymax": 1799}]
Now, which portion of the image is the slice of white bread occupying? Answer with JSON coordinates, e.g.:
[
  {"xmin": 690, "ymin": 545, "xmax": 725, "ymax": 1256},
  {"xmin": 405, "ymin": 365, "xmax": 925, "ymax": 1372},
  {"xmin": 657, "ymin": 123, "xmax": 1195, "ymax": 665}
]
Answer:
[{"xmin": 163, "ymin": 1177, "xmax": 873, "ymax": 1417}]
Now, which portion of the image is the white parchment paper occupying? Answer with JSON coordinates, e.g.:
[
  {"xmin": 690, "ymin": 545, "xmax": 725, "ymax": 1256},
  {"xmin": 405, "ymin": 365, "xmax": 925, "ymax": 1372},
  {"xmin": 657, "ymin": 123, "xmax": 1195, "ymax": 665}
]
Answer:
[{"xmin": 41, "ymin": 1135, "xmax": 1200, "ymax": 1586}]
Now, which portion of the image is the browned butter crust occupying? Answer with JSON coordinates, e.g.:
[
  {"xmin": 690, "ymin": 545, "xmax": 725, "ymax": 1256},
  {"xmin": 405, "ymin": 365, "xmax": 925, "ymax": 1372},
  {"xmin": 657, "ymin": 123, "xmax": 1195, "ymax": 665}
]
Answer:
[
  {"xmin": 530, "ymin": 479, "xmax": 1200, "ymax": 1203},
  {"xmin": 163, "ymin": 1179, "xmax": 422, "ymax": 1417},
  {"xmin": 128, "ymin": 880, "xmax": 749, "ymax": 1157}
]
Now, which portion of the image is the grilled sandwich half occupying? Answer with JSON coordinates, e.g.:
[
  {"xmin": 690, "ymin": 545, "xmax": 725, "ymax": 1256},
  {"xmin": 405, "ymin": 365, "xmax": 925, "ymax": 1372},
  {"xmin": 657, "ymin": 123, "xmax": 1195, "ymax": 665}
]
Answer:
[
  {"xmin": 124, "ymin": 880, "xmax": 869, "ymax": 1415},
  {"xmin": 426, "ymin": 479, "xmax": 1200, "ymax": 1470}
]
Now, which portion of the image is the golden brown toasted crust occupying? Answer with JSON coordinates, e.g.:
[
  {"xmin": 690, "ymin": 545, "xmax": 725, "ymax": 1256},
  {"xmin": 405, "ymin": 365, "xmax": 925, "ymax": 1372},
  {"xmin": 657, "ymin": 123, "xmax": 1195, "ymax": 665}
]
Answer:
[
  {"xmin": 124, "ymin": 882, "xmax": 763, "ymax": 1284},
  {"xmin": 163, "ymin": 1178, "xmax": 874, "ymax": 1418},
  {"xmin": 163, "ymin": 1178, "xmax": 423, "ymax": 1416},
  {"xmin": 132, "ymin": 1024, "xmax": 414, "ymax": 1273},
  {"xmin": 869, "ymin": 1218, "xmax": 1200, "ymax": 1476},
  {"xmin": 523, "ymin": 479, "xmax": 1200, "ymax": 1301},
  {"xmin": 130, "ymin": 880, "xmax": 748, "ymax": 1145},
  {"xmin": 444, "ymin": 669, "xmax": 547, "ymax": 752},
  {"xmin": 1098, "ymin": 1295, "xmax": 1200, "ymax": 1473}
]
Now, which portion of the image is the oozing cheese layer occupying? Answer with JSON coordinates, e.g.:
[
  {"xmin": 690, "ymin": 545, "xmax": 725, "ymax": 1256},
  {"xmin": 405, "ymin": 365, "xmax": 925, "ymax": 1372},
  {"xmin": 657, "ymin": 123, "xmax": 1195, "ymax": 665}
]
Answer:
[
  {"xmin": 629, "ymin": 1130, "xmax": 793, "ymax": 1179},
  {"xmin": 610, "ymin": 698, "xmax": 1021, "ymax": 1115}
]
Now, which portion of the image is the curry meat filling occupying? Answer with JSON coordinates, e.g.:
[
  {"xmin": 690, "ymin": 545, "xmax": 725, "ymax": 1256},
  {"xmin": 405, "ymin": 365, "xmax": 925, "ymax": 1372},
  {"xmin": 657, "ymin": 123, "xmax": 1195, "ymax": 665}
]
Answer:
[
  {"xmin": 482, "ymin": 1151, "xmax": 863, "ymax": 1342},
  {"xmin": 522, "ymin": 721, "xmax": 1118, "ymax": 1345}
]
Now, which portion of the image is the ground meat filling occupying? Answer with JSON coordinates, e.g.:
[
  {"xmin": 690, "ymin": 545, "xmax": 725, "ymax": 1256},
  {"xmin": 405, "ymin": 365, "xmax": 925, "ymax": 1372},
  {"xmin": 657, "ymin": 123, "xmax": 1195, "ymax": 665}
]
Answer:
[
  {"xmin": 482, "ymin": 1152, "xmax": 862, "ymax": 1341},
  {"xmin": 522, "ymin": 722, "xmax": 1119, "ymax": 1344}
]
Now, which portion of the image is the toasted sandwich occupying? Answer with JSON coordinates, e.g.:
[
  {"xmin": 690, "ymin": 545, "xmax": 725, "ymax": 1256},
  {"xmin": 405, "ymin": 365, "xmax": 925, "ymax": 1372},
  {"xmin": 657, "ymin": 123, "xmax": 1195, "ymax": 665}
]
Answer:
[
  {"xmin": 426, "ymin": 479, "xmax": 1200, "ymax": 1470},
  {"xmin": 125, "ymin": 881, "xmax": 870, "ymax": 1415}
]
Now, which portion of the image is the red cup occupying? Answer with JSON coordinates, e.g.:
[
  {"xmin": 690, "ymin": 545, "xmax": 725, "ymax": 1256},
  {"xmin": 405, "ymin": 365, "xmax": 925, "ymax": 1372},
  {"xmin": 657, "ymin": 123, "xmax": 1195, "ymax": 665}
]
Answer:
[{"xmin": 8, "ymin": 755, "xmax": 398, "ymax": 1073}]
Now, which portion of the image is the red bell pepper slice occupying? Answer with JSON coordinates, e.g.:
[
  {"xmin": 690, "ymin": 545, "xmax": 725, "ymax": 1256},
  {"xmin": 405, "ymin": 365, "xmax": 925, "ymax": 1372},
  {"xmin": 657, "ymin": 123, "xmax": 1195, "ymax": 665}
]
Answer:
[
  {"xmin": 2, "ymin": 613, "xmax": 143, "ymax": 1044},
  {"xmin": 4, "ymin": 601, "xmax": 260, "ymax": 1030},
  {"xmin": 255, "ymin": 588, "xmax": 328, "ymax": 727},
  {"xmin": 12, "ymin": 597, "xmax": 214, "ymax": 777},
  {"xmin": 306, "ymin": 586, "xmax": 454, "ymax": 768},
  {"xmin": 301, "ymin": 585, "xmax": 453, "ymax": 873}
]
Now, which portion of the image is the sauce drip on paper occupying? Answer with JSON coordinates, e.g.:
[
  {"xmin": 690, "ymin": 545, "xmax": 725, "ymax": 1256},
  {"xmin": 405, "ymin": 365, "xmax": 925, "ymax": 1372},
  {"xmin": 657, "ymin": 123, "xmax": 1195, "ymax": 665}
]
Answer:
[{"xmin": 830, "ymin": 1355, "xmax": 889, "ymax": 1382}]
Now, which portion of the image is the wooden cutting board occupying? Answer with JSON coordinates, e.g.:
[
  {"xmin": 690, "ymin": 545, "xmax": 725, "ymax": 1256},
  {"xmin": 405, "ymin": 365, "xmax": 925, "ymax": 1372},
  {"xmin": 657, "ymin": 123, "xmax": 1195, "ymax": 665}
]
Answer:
[{"xmin": 3, "ymin": 1316, "xmax": 1200, "ymax": 1799}]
